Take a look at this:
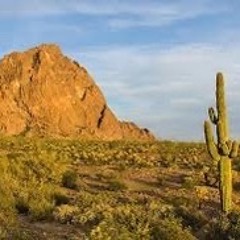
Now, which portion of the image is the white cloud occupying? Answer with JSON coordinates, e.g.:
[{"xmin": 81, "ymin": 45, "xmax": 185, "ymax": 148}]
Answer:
[
  {"xmin": 69, "ymin": 42, "xmax": 240, "ymax": 140},
  {"xmin": 0, "ymin": 0, "xmax": 230, "ymax": 28},
  {"xmin": 107, "ymin": 0, "xmax": 229, "ymax": 28}
]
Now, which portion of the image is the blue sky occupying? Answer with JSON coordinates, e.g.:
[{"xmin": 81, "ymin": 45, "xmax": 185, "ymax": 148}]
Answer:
[{"xmin": 1, "ymin": 0, "xmax": 240, "ymax": 140}]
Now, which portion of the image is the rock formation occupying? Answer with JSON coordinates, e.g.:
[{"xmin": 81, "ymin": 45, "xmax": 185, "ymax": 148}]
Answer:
[{"xmin": 0, "ymin": 44, "xmax": 154, "ymax": 140}]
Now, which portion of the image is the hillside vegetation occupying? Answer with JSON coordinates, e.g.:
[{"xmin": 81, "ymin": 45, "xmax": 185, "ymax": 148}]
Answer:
[{"xmin": 1, "ymin": 137, "xmax": 240, "ymax": 239}]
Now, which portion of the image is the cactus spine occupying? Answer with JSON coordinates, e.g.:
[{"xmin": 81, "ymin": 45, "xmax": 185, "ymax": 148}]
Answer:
[{"xmin": 204, "ymin": 73, "xmax": 239, "ymax": 213}]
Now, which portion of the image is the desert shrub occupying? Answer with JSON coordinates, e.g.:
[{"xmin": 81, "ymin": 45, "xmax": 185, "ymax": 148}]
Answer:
[
  {"xmin": 207, "ymin": 215, "xmax": 231, "ymax": 239},
  {"xmin": 151, "ymin": 218, "xmax": 196, "ymax": 240},
  {"xmin": 0, "ymin": 158, "xmax": 17, "ymax": 238},
  {"xmin": 227, "ymin": 211, "xmax": 240, "ymax": 239},
  {"xmin": 202, "ymin": 167, "xmax": 219, "ymax": 188},
  {"xmin": 170, "ymin": 195, "xmax": 195, "ymax": 208},
  {"xmin": 62, "ymin": 170, "xmax": 78, "ymax": 189},
  {"xmin": 0, "ymin": 194, "xmax": 16, "ymax": 238},
  {"xmin": 89, "ymin": 219, "xmax": 136, "ymax": 240},
  {"xmin": 89, "ymin": 203, "xmax": 196, "ymax": 240},
  {"xmin": 175, "ymin": 206, "xmax": 207, "ymax": 231},
  {"xmin": 194, "ymin": 186, "xmax": 209, "ymax": 210},
  {"xmin": 53, "ymin": 204, "xmax": 79, "ymax": 224},
  {"xmin": 14, "ymin": 180, "xmax": 56, "ymax": 220},
  {"xmin": 64, "ymin": 140, "xmax": 161, "ymax": 168},
  {"xmin": 53, "ymin": 191, "xmax": 70, "ymax": 206},
  {"xmin": 29, "ymin": 197, "xmax": 55, "ymax": 221},
  {"xmin": 0, "ymin": 138, "xmax": 69, "ymax": 225},
  {"xmin": 206, "ymin": 211, "xmax": 240, "ymax": 239},
  {"xmin": 161, "ymin": 154, "xmax": 175, "ymax": 168},
  {"xmin": 69, "ymin": 192, "xmax": 196, "ymax": 239},
  {"xmin": 15, "ymin": 197, "xmax": 29, "ymax": 214},
  {"xmin": 89, "ymin": 204, "xmax": 152, "ymax": 239},
  {"xmin": 182, "ymin": 176, "xmax": 198, "ymax": 189}
]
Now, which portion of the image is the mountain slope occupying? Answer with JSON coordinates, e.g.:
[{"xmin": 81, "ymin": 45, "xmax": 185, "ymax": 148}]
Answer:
[{"xmin": 0, "ymin": 44, "xmax": 154, "ymax": 140}]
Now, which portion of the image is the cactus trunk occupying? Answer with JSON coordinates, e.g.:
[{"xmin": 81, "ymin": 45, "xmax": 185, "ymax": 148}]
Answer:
[
  {"xmin": 219, "ymin": 156, "xmax": 232, "ymax": 213},
  {"xmin": 204, "ymin": 73, "xmax": 238, "ymax": 213}
]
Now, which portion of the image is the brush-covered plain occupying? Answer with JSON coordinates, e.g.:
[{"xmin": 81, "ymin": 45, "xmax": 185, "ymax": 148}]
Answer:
[{"xmin": 1, "ymin": 137, "xmax": 240, "ymax": 239}]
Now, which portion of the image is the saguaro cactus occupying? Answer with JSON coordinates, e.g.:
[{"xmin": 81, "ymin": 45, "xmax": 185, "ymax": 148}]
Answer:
[{"xmin": 204, "ymin": 72, "xmax": 239, "ymax": 213}]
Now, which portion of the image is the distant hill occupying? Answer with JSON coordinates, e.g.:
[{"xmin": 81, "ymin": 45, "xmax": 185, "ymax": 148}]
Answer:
[{"xmin": 0, "ymin": 44, "xmax": 154, "ymax": 140}]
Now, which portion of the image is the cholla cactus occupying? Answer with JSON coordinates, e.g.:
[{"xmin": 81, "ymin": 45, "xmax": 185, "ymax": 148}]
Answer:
[{"xmin": 204, "ymin": 72, "xmax": 239, "ymax": 213}]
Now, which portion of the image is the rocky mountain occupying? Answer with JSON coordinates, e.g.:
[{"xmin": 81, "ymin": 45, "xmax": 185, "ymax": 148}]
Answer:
[{"xmin": 0, "ymin": 44, "xmax": 154, "ymax": 140}]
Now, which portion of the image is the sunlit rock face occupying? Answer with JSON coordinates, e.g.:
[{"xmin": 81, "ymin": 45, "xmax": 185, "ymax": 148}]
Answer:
[{"xmin": 0, "ymin": 44, "xmax": 154, "ymax": 140}]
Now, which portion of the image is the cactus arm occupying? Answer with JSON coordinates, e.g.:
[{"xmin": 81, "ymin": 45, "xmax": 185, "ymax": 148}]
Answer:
[
  {"xmin": 204, "ymin": 121, "xmax": 220, "ymax": 161},
  {"xmin": 208, "ymin": 107, "xmax": 218, "ymax": 124},
  {"xmin": 219, "ymin": 143, "xmax": 230, "ymax": 156},
  {"xmin": 227, "ymin": 140, "xmax": 233, "ymax": 150},
  {"xmin": 220, "ymin": 144, "xmax": 230, "ymax": 156},
  {"xmin": 229, "ymin": 141, "xmax": 239, "ymax": 158}
]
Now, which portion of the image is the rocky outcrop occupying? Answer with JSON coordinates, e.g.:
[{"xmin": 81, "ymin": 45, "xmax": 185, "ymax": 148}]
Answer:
[{"xmin": 0, "ymin": 44, "xmax": 154, "ymax": 140}]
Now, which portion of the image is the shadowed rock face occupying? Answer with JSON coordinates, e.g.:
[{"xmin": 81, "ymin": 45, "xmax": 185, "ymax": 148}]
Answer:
[{"xmin": 0, "ymin": 44, "xmax": 155, "ymax": 140}]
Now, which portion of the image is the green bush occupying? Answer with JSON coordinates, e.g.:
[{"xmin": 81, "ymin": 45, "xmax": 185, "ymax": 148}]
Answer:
[
  {"xmin": 53, "ymin": 191, "xmax": 70, "ymax": 206},
  {"xmin": 62, "ymin": 170, "xmax": 78, "ymax": 189}
]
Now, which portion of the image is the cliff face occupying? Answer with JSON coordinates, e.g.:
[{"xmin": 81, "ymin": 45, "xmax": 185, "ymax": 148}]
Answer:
[{"xmin": 0, "ymin": 44, "xmax": 154, "ymax": 140}]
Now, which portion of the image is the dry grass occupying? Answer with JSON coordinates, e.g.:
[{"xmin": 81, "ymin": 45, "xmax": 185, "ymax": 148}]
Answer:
[{"xmin": 1, "ymin": 137, "xmax": 240, "ymax": 239}]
